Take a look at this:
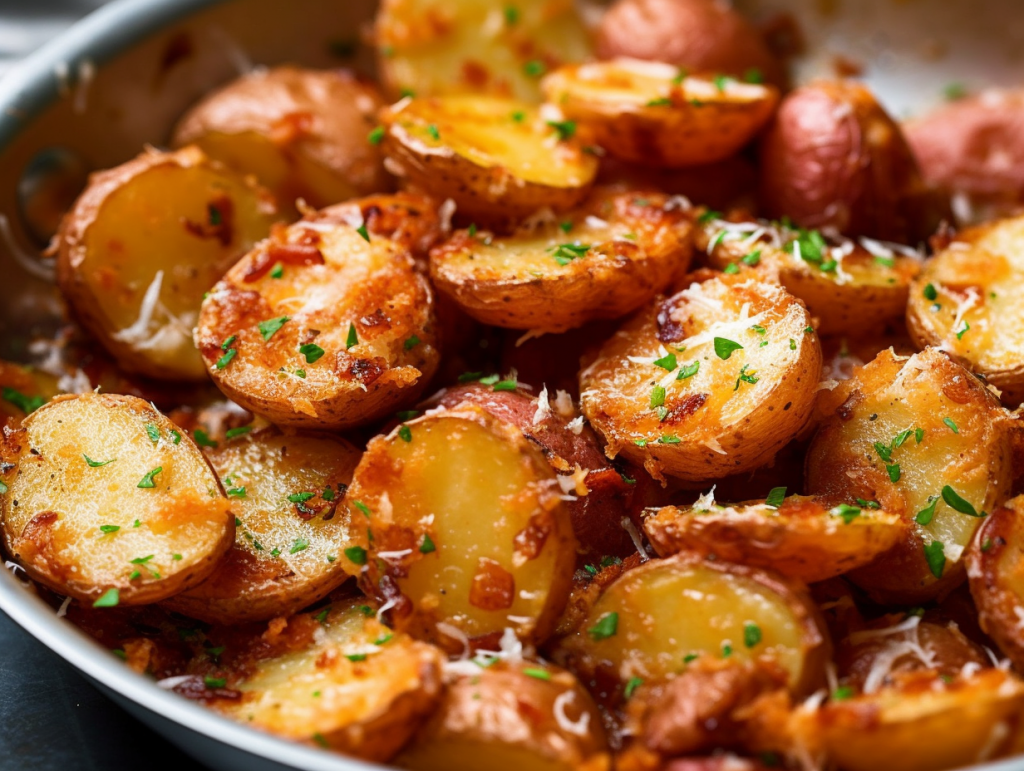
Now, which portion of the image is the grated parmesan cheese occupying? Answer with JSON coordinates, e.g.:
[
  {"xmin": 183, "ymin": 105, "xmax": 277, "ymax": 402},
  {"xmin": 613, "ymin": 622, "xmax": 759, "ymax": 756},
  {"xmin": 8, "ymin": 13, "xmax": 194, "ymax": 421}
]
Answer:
[
  {"xmin": 553, "ymin": 690, "xmax": 591, "ymax": 736},
  {"xmin": 532, "ymin": 386, "xmax": 552, "ymax": 425}
]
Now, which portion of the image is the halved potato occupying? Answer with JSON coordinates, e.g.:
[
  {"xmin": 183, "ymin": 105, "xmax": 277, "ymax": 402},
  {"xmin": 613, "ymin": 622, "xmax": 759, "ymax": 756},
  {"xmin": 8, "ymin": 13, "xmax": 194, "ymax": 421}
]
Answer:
[
  {"xmin": 55, "ymin": 146, "xmax": 277, "ymax": 381},
  {"xmin": 374, "ymin": 0, "xmax": 592, "ymax": 102},
  {"xmin": 172, "ymin": 66, "xmax": 390, "ymax": 211},
  {"xmin": 553, "ymin": 552, "xmax": 830, "ymax": 695},
  {"xmin": 195, "ymin": 201, "xmax": 440, "ymax": 429},
  {"xmin": 429, "ymin": 189, "xmax": 693, "ymax": 332},
  {"xmin": 580, "ymin": 275, "xmax": 821, "ymax": 482},
  {"xmin": 907, "ymin": 215, "xmax": 1024, "ymax": 404},
  {"xmin": 379, "ymin": 96, "xmax": 599, "ymax": 226},
  {"xmin": 343, "ymin": 408, "xmax": 577, "ymax": 652},
  {"xmin": 541, "ymin": 59, "xmax": 779, "ymax": 168},
  {"xmin": 806, "ymin": 347, "xmax": 1017, "ymax": 604},
  {"xmin": 644, "ymin": 494, "xmax": 906, "ymax": 583},
  {"xmin": 700, "ymin": 215, "xmax": 922, "ymax": 336},
  {"xmin": 0, "ymin": 393, "xmax": 234, "ymax": 605},
  {"xmin": 0, "ymin": 360, "xmax": 59, "ymax": 428},
  {"xmin": 318, "ymin": 192, "xmax": 445, "ymax": 259},
  {"xmin": 163, "ymin": 428, "xmax": 362, "ymax": 623},
  {"xmin": 211, "ymin": 599, "xmax": 444, "ymax": 763},
  {"xmin": 966, "ymin": 495, "xmax": 1024, "ymax": 671},
  {"xmin": 817, "ymin": 669, "xmax": 1024, "ymax": 771},
  {"xmin": 397, "ymin": 660, "xmax": 610, "ymax": 771}
]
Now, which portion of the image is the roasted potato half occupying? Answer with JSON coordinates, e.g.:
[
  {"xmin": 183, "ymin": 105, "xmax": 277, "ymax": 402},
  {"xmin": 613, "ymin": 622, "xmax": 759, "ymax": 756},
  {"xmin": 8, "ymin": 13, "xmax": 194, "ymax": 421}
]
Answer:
[
  {"xmin": 541, "ymin": 60, "xmax": 779, "ymax": 168},
  {"xmin": 907, "ymin": 215, "xmax": 1024, "ymax": 404},
  {"xmin": 0, "ymin": 360, "xmax": 59, "ymax": 428},
  {"xmin": 398, "ymin": 660, "xmax": 610, "ymax": 771},
  {"xmin": 580, "ymin": 276, "xmax": 821, "ymax": 483},
  {"xmin": 554, "ymin": 552, "xmax": 829, "ymax": 695},
  {"xmin": 759, "ymin": 80, "xmax": 940, "ymax": 243},
  {"xmin": 379, "ymin": 96, "xmax": 599, "ymax": 226},
  {"xmin": 701, "ymin": 215, "xmax": 922, "ymax": 336},
  {"xmin": 644, "ymin": 494, "xmax": 906, "ymax": 583},
  {"xmin": 0, "ymin": 393, "xmax": 234, "ymax": 605},
  {"xmin": 212, "ymin": 599, "xmax": 444, "ymax": 762},
  {"xmin": 806, "ymin": 347, "xmax": 1017, "ymax": 604},
  {"xmin": 429, "ymin": 190, "xmax": 693, "ymax": 332},
  {"xmin": 163, "ymin": 428, "xmax": 362, "ymax": 623},
  {"xmin": 172, "ymin": 66, "xmax": 390, "ymax": 211},
  {"xmin": 56, "ymin": 146, "xmax": 277, "ymax": 381},
  {"xmin": 195, "ymin": 203, "xmax": 440, "ymax": 429},
  {"xmin": 374, "ymin": 0, "xmax": 592, "ymax": 102},
  {"xmin": 343, "ymin": 408, "xmax": 577, "ymax": 652},
  {"xmin": 967, "ymin": 495, "xmax": 1024, "ymax": 671},
  {"xmin": 318, "ymin": 192, "xmax": 445, "ymax": 259}
]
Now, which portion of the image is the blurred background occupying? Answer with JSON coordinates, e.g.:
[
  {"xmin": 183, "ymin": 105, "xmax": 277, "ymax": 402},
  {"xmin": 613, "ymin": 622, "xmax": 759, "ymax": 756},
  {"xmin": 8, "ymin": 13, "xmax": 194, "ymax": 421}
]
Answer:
[{"xmin": 0, "ymin": 1, "xmax": 108, "ymax": 77}]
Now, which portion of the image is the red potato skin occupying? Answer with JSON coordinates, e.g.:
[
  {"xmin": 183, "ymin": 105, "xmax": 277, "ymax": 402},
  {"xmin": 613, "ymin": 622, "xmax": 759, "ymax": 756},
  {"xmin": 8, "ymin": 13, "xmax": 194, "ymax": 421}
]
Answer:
[
  {"xmin": 759, "ymin": 80, "xmax": 943, "ymax": 243},
  {"xmin": 425, "ymin": 384, "xmax": 637, "ymax": 562},
  {"xmin": 596, "ymin": 0, "xmax": 785, "ymax": 88}
]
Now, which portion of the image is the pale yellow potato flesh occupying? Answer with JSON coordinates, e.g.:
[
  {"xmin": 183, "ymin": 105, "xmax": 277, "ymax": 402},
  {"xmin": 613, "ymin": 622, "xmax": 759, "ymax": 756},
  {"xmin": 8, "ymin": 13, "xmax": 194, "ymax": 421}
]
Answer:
[
  {"xmin": 0, "ymin": 393, "xmax": 235, "ymax": 605},
  {"xmin": 907, "ymin": 215, "xmax": 1024, "ymax": 404},
  {"xmin": 580, "ymin": 276, "xmax": 821, "ymax": 482},
  {"xmin": 55, "ymin": 146, "xmax": 277, "ymax": 381},
  {"xmin": 380, "ymin": 96, "xmax": 599, "ymax": 225},
  {"xmin": 214, "ymin": 599, "xmax": 444, "ymax": 763},
  {"xmin": 375, "ymin": 0, "xmax": 592, "ymax": 102},
  {"xmin": 806, "ymin": 347, "xmax": 1016, "ymax": 604},
  {"xmin": 553, "ymin": 553, "xmax": 829, "ymax": 695},
  {"xmin": 195, "ymin": 205, "xmax": 439, "ymax": 429},
  {"xmin": 541, "ymin": 59, "xmax": 779, "ymax": 167},
  {"xmin": 163, "ymin": 429, "xmax": 362, "ymax": 623},
  {"xmin": 343, "ymin": 408, "xmax": 577, "ymax": 652}
]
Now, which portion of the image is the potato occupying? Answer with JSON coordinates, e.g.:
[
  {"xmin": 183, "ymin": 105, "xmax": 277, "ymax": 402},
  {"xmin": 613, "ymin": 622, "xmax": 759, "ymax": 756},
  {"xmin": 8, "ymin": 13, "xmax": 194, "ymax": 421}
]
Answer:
[
  {"xmin": 429, "ymin": 189, "xmax": 694, "ymax": 332},
  {"xmin": 541, "ymin": 60, "xmax": 779, "ymax": 168},
  {"xmin": 0, "ymin": 360, "xmax": 59, "ymax": 428},
  {"xmin": 379, "ymin": 96, "xmax": 599, "ymax": 226},
  {"xmin": 162, "ymin": 428, "xmax": 361, "ymax": 623},
  {"xmin": 553, "ymin": 552, "xmax": 829, "ymax": 695},
  {"xmin": 906, "ymin": 215, "xmax": 1024, "ymax": 404},
  {"xmin": 0, "ymin": 393, "xmax": 234, "ymax": 605},
  {"xmin": 700, "ymin": 214, "xmax": 922, "ymax": 336},
  {"xmin": 595, "ymin": 0, "xmax": 784, "ymax": 88},
  {"xmin": 342, "ymin": 408, "xmax": 577, "ymax": 652},
  {"xmin": 644, "ymin": 494, "xmax": 906, "ymax": 584},
  {"xmin": 817, "ymin": 668, "xmax": 1024, "ymax": 771},
  {"xmin": 806, "ymin": 347, "xmax": 1017, "ymax": 604},
  {"xmin": 374, "ymin": 0, "xmax": 592, "ymax": 102},
  {"xmin": 424, "ymin": 383, "xmax": 638, "ymax": 562},
  {"xmin": 597, "ymin": 155, "xmax": 758, "ymax": 213},
  {"xmin": 55, "ymin": 146, "xmax": 277, "ymax": 381},
  {"xmin": 318, "ymin": 192, "xmax": 445, "ymax": 260},
  {"xmin": 905, "ymin": 89, "xmax": 1024, "ymax": 210},
  {"xmin": 172, "ymin": 67, "xmax": 390, "ymax": 211},
  {"xmin": 758, "ymin": 81, "xmax": 939, "ymax": 243},
  {"xmin": 966, "ymin": 495, "xmax": 1024, "ymax": 671},
  {"xmin": 195, "ymin": 202, "xmax": 440, "ymax": 430},
  {"xmin": 212, "ymin": 599, "xmax": 444, "ymax": 762},
  {"xmin": 397, "ymin": 660, "xmax": 610, "ymax": 771},
  {"xmin": 579, "ymin": 275, "xmax": 821, "ymax": 483}
]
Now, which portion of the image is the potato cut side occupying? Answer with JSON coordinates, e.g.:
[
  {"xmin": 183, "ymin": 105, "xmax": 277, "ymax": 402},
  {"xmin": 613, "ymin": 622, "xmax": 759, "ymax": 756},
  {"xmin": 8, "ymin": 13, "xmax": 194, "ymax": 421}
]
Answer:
[
  {"xmin": 398, "ymin": 660, "xmax": 610, "ymax": 771},
  {"xmin": 644, "ymin": 494, "xmax": 906, "ymax": 583},
  {"xmin": 0, "ymin": 360, "xmax": 59, "ymax": 428},
  {"xmin": 429, "ymin": 189, "xmax": 693, "ymax": 332},
  {"xmin": 213, "ymin": 598, "xmax": 444, "ymax": 763},
  {"xmin": 817, "ymin": 669, "xmax": 1024, "ymax": 771},
  {"xmin": 318, "ymin": 192, "xmax": 445, "ymax": 259},
  {"xmin": 375, "ymin": 0, "xmax": 592, "ymax": 102},
  {"xmin": 163, "ymin": 428, "xmax": 361, "ymax": 623},
  {"xmin": 172, "ymin": 66, "xmax": 390, "ymax": 211},
  {"xmin": 907, "ymin": 215, "xmax": 1024, "ymax": 404},
  {"xmin": 56, "ymin": 146, "xmax": 277, "ymax": 381},
  {"xmin": 0, "ymin": 393, "xmax": 234, "ymax": 605},
  {"xmin": 553, "ymin": 552, "xmax": 829, "ymax": 695},
  {"xmin": 580, "ymin": 276, "xmax": 821, "ymax": 482},
  {"xmin": 700, "ymin": 215, "xmax": 922, "ymax": 335},
  {"xmin": 195, "ymin": 202, "xmax": 440, "ymax": 430},
  {"xmin": 967, "ymin": 495, "xmax": 1024, "ymax": 671},
  {"xmin": 806, "ymin": 347, "xmax": 1016, "ymax": 604},
  {"xmin": 343, "ymin": 408, "xmax": 577, "ymax": 652},
  {"xmin": 541, "ymin": 59, "xmax": 779, "ymax": 168},
  {"xmin": 380, "ymin": 96, "xmax": 598, "ymax": 225}
]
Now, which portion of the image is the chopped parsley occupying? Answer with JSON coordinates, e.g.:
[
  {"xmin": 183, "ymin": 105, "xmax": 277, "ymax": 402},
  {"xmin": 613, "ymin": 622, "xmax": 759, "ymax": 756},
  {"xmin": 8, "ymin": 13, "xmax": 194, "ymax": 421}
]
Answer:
[
  {"xmin": 426, "ymin": 124, "xmax": 440, "ymax": 141},
  {"xmin": 653, "ymin": 353, "xmax": 677, "ymax": 371},
  {"xmin": 299, "ymin": 343, "xmax": 325, "ymax": 363},
  {"xmin": 588, "ymin": 612, "xmax": 619, "ymax": 640},
  {"xmin": 84, "ymin": 455, "xmax": 115, "ymax": 468},
  {"xmin": 743, "ymin": 622, "xmax": 762, "ymax": 648},
  {"xmin": 420, "ymin": 533, "xmax": 436, "ymax": 554},
  {"xmin": 215, "ymin": 348, "xmax": 237, "ymax": 369},
  {"xmin": 194, "ymin": 429, "xmax": 218, "ymax": 448},
  {"xmin": 137, "ymin": 467, "xmax": 163, "ymax": 489},
  {"xmin": 734, "ymin": 364, "xmax": 758, "ymax": 391},
  {"xmin": 398, "ymin": 425, "xmax": 412, "ymax": 442},
  {"xmin": 344, "ymin": 546, "xmax": 367, "ymax": 565},
  {"xmin": 145, "ymin": 423, "xmax": 160, "ymax": 444},
  {"xmin": 924, "ymin": 540, "xmax": 946, "ymax": 578},
  {"xmin": 915, "ymin": 496, "xmax": 939, "ymax": 526},
  {"xmin": 258, "ymin": 316, "xmax": 289, "ymax": 341},
  {"xmin": 714, "ymin": 337, "xmax": 743, "ymax": 360},
  {"xmin": 523, "ymin": 667, "xmax": 551, "ymax": 680},
  {"xmin": 368, "ymin": 125, "xmax": 385, "ymax": 145},
  {"xmin": 92, "ymin": 588, "xmax": 119, "ymax": 608},
  {"xmin": 943, "ymin": 417, "xmax": 959, "ymax": 434},
  {"xmin": 346, "ymin": 323, "xmax": 358, "ymax": 350},
  {"xmin": 923, "ymin": 283, "xmax": 938, "ymax": 301},
  {"xmin": 99, "ymin": 524, "xmax": 120, "ymax": 534},
  {"xmin": 226, "ymin": 425, "xmax": 252, "ymax": 440},
  {"xmin": 547, "ymin": 120, "xmax": 576, "ymax": 141},
  {"xmin": 650, "ymin": 385, "xmax": 666, "ymax": 409},
  {"xmin": 941, "ymin": 485, "xmax": 984, "ymax": 517},
  {"xmin": 2, "ymin": 387, "xmax": 44, "ymax": 414},
  {"xmin": 765, "ymin": 486, "xmax": 786, "ymax": 509},
  {"xmin": 832, "ymin": 503, "xmax": 861, "ymax": 524},
  {"xmin": 289, "ymin": 538, "xmax": 309, "ymax": 555},
  {"xmin": 356, "ymin": 223, "xmax": 370, "ymax": 242},
  {"xmin": 523, "ymin": 60, "xmax": 546, "ymax": 78},
  {"xmin": 624, "ymin": 676, "xmax": 643, "ymax": 698},
  {"xmin": 404, "ymin": 335, "xmax": 420, "ymax": 351},
  {"xmin": 956, "ymin": 321, "xmax": 971, "ymax": 340},
  {"xmin": 677, "ymin": 361, "xmax": 699, "ymax": 380},
  {"xmin": 549, "ymin": 242, "xmax": 590, "ymax": 265}
]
